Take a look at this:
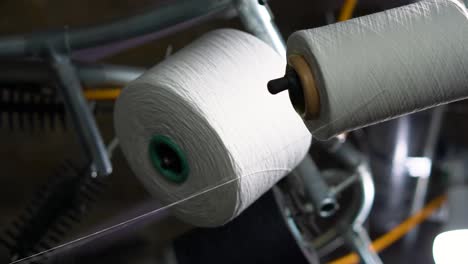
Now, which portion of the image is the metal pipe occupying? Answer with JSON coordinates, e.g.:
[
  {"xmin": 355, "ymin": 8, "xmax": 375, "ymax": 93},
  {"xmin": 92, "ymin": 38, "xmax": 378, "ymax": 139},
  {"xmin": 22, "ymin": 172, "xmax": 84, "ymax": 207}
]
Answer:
[
  {"xmin": 235, "ymin": 0, "xmax": 286, "ymax": 57},
  {"xmin": 331, "ymin": 172, "xmax": 358, "ymax": 196},
  {"xmin": 367, "ymin": 116, "xmax": 412, "ymax": 233},
  {"xmin": 318, "ymin": 140, "xmax": 374, "ymax": 223},
  {"xmin": 354, "ymin": 163, "xmax": 376, "ymax": 227},
  {"xmin": 311, "ymin": 142, "xmax": 377, "ymax": 261},
  {"xmin": 50, "ymin": 52, "xmax": 112, "ymax": 176},
  {"xmin": 294, "ymin": 155, "xmax": 339, "ymax": 218},
  {"xmin": 406, "ymin": 106, "xmax": 446, "ymax": 242},
  {"xmin": 409, "ymin": 107, "xmax": 445, "ymax": 215},
  {"xmin": 323, "ymin": 142, "xmax": 375, "ymax": 230},
  {"xmin": 0, "ymin": 0, "xmax": 232, "ymax": 57},
  {"xmin": 320, "ymin": 141, "xmax": 375, "ymax": 226},
  {"xmin": 332, "ymin": 158, "xmax": 380, "ymax": 263}
]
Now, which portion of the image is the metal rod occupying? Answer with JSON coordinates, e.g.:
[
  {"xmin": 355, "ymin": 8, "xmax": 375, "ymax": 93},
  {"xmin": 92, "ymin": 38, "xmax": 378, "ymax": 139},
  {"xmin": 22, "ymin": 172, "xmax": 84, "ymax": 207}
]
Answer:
[
  {"xmin": 311, "ymin": 143, "xmax": 376, "ymax": 258},
  {"xmin": 49, "ymin": 52, "xmax": 112, "ymax": 176},
  {"xmin": 294, "ymin": 156, "xmax": 339, "ymax": 218},
  {"xmin": 354, "ymin": 163, "xmax": 376, "ymax": 227},
  {"xmin": 410, "ymin": 107, "xmax": 445, "ymax": 214},
  {"xmin": 0, "ymin": 0, "xmax": 232, "ymax": 57},
  {"xmin": 235, "ymin": 0, "xmax": 286, "ymax": 57},
  {"xmin": 406, "ymin": 106, "xmax": 446, "ymax": 242},
  {"xmin": 331, "ymin": 172, "xmax": 359, "ymax": 196}
]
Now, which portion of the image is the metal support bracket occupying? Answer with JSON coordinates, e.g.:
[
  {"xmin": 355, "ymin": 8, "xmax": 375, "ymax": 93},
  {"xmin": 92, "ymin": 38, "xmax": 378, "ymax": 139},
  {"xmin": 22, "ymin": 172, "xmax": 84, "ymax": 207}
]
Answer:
[{"xmin": 49, "ymin": 52, "xmax": 112, "ymax": 176}]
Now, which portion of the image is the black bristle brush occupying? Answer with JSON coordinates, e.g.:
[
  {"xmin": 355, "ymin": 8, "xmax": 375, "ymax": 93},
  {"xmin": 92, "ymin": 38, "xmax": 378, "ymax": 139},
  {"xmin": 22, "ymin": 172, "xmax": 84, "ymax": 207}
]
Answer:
[
  {"xmin": 0, "ymin": 84, "xmax": 66, "ymax": 131},
  {"xmin": 0, "ymin": 160, "xmax": 106, "ymax": 263}
]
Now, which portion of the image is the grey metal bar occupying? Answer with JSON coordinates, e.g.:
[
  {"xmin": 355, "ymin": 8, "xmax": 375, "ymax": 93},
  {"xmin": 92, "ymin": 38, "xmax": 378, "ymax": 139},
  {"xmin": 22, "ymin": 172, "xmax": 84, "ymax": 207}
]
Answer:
[
  {"xmin": 331, "ymin": 172, "xmax": 359, "ymax": 196},
  {"xmin": 311, "ymin": 143, "xmax": 377, "ymax": 262},
  {"xmin": 406, "ymin": 106, "xmax": 446, "ymax": 242},
  {"xmin": 235, "ymin": 0, "xmax": 286, "ymax": 57},
  {"xmin": 0, "ymin": 0, "xmax": 233, "ymax": 57},
  {"xmin": 50, "ymin": 52, "xmax": 112, "ymax": 176},
  {"xmin": 410, "ymin": 107, "xmax": 445, "ymax": 214},
  {"xmin": 354, "ymin": 163, "xmax": 376, "ymax": 227},
  {"xmin": 327, "ymin": 142, "xmax": 375, "ymax": 225},
  {"xmin": 321, "ymin": 142, "xmax": 375, "ymax": 227},
  {"xmin": 294, "ymin": 156, "xmax": 339, "ymax": 218}
]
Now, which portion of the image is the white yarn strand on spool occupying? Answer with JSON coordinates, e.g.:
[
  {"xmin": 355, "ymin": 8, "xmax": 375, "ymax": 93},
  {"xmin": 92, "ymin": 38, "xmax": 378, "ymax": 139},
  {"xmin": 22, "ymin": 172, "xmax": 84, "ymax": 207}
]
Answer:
[
  {"xmin": 287, "ymin": 0, "xmax": 468, "ymax": 140},
  {"xmin": 115, "ymin": 29, "xmax": 311, "ymax": 227}
]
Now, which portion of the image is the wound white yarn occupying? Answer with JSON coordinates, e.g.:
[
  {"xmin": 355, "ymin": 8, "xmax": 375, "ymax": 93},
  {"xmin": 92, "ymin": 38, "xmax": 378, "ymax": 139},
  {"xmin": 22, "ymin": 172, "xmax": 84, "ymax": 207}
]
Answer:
[
  {"xmin": 114, "ymin": 29, "xmax": 311, "ymax": 227},
  {"xmin": 287, "ymin": 0, "xmax": 468, "ymax": 140}
]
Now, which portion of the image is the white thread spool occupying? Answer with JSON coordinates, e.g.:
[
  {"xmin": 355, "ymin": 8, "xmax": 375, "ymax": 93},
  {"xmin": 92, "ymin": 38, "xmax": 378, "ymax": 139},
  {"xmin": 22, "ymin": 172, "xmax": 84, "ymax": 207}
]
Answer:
[
  {"xmin": 114, "ymin": 29, "xmax": 311, "ymax": 227},
  {"xmin": 287, "ymin": 0, "xmax": 468, "ymax": 140}
]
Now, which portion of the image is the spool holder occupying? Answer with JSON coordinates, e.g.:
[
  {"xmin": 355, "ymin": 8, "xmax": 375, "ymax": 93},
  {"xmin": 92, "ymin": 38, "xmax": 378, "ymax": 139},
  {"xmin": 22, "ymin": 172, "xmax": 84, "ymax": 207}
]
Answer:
[{"xmin": 267, "ymin": 55, "xmax": 320, "ymax": 120}]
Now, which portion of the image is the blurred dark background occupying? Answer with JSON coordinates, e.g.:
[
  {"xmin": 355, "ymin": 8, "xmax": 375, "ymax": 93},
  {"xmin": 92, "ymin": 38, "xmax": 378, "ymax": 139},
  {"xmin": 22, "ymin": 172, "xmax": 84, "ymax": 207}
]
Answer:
[{"xmin": 1, "ymin": 1, "xmax": 467, "ymax": 263}]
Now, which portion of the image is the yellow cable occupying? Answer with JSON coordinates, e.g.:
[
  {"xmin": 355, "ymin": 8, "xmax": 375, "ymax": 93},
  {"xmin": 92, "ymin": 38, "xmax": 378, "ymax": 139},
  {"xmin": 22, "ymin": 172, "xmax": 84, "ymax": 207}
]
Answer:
[
  {"xmin": 338, "ymin": 0, "xmax": 358, "ymax": 21},
  {"xmin": 83, "ymin": 88, "xmax": 121, "ymax": 101},
  {"xmin": 328, "ymin": 195, "xmax": 447, "ymax": 264}
]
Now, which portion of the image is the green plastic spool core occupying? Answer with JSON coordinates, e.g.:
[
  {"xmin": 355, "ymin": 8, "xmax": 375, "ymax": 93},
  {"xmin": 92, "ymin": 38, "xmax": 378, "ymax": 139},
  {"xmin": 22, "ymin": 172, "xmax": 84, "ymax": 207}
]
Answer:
[{"xmin": 149, "ymin": 135, "xmax": 189, "ymax": 184}]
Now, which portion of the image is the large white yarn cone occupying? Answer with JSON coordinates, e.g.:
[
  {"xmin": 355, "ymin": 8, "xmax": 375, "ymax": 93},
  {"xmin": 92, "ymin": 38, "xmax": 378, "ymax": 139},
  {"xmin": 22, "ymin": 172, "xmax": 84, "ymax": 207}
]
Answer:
[{"xmin": 114, "ymin": 29, "xmax": 311, "ymax": 227}]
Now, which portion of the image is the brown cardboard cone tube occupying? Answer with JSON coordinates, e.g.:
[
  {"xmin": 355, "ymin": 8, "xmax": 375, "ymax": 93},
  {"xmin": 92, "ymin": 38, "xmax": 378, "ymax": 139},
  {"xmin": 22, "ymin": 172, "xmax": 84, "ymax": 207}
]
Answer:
[{"xmin": 288, "ymin": 55, "xmax": 320, "ymax": 119}]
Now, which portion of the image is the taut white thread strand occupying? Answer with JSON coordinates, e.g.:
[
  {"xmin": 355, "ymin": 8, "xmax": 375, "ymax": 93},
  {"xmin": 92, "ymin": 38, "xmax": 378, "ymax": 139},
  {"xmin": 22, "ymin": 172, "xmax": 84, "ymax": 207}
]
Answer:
[
  {"xmin": 9, "ymin": 168, "xmax": 287, "ymax": 264},
  {"xmin": 115, "ymin": 29, "xmax": 311, "ymax": 227},
  {"xmin": 288, "ymin": 0, "xmax": 468, "ymax": 139}
]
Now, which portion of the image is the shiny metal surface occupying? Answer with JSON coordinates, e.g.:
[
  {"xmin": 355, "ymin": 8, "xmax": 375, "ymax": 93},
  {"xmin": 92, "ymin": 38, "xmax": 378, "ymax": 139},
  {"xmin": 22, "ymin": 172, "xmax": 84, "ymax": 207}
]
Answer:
[
  {"xmin": 354, "ymin": 163, "xmax": 375, "ymax": 228},
  {"xmin": 406, "ymin": 106, "xmax": 446, "ymax": 242},
  {"xmin": 235, "ymin": 0, "xmax": 286, "ymax": 57},
  {"xmin": 294, "ymin": 156, "xmax": 339, "ymax": 218},
  {"xmin": 50, "ymin": 52, "xmax": 112, "ymax": 176}
]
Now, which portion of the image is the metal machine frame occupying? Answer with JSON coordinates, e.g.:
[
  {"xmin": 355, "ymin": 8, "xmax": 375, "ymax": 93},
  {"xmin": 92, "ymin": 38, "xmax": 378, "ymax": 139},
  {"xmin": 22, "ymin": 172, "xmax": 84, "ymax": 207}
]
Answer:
[{"xmin": 0, "ymin": 1, "xmax": 380, "ymax": 263}]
